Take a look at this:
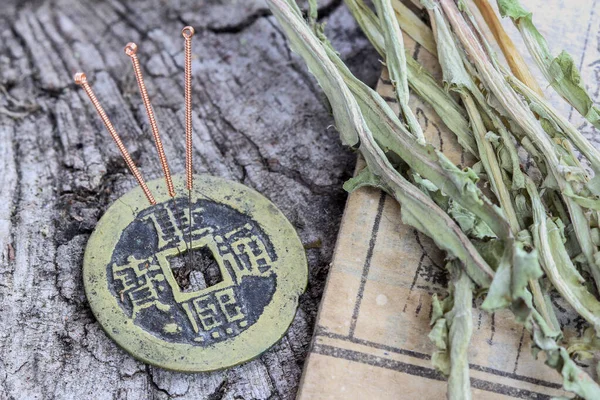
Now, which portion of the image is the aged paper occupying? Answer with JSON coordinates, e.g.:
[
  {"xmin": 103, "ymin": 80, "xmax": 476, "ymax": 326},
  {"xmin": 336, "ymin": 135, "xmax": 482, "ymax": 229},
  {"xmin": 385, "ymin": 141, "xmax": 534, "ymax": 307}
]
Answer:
[{"xmin": 298, "ymin": 1, "xmax": 599, "ymax": 398}]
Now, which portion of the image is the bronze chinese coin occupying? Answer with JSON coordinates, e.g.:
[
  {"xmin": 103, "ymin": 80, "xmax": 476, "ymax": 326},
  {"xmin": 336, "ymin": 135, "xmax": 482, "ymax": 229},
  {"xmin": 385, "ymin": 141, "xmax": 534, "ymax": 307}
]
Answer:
[{"xmin": 83, "ymin": 174, "xmax": 307, "ymax": 372}]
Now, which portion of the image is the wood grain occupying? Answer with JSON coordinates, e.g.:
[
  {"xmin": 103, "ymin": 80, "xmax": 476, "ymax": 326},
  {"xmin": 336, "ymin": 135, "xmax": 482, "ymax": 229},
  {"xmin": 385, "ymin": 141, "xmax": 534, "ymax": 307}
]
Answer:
[{"xmin": 0, "ymin": 1, "xmax": 381, "ymax": 398}]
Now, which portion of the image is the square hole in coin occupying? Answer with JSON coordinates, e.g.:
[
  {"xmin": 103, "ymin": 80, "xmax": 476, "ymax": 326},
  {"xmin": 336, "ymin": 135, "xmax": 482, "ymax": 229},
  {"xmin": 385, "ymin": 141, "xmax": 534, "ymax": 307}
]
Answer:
[{"xmin": 168, "ymin": 246, "xmax": 223, "ymax": 292}]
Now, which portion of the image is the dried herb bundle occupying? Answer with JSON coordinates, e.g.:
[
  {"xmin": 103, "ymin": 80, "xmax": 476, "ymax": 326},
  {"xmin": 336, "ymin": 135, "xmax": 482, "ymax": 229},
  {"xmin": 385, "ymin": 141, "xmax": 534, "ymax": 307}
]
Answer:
[{"xmin": 267, "ymin": 0, "xmax": 600, "ymax": 398}]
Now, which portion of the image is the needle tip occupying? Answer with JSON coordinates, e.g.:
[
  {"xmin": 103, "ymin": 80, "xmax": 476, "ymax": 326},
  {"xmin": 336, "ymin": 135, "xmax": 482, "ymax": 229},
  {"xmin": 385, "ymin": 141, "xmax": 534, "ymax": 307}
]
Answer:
[
  {"xmin": 73, "ymin": 72, "xmax": 87, "ymax": 85},
  {"xmin": 124, "ymin": 42, "xmax": 138, "ymax": 57},
  {"xmin": 182, "ymin": 26, "xmax": 195, "ymax": 39}
]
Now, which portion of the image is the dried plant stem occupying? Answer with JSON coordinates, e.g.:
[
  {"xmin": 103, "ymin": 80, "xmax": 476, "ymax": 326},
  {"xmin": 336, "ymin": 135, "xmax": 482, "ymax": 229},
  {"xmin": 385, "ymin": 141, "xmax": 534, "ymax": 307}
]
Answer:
[
  {"xmin": 438, "ymin": 0, "xmax": 600, "ymax": 286},
  {"xmin": 471, "ymin": 0, "xmax": 544, "ymax": 96},
  {"xmin": 374, "ymin": 0, "xmax": 425, "ymax": 142},
  {"xmin": 391, "ymin": 0, "xmax": 437, "ymax": 55},
  {"xmin": 268, "ymin": 0, "xmax": 600, "ymax": 397}
]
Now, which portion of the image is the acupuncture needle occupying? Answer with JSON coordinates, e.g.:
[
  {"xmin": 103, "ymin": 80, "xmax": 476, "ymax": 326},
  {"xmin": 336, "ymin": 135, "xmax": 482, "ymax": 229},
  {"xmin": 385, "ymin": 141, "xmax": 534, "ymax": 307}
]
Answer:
[
  {"xmin": 125, "ymin": 42, "xmax": 189, "ymax": 252},
  {"xmin": 182, "ymin": 26, "xmax": 195, "ymax": 269},
  {"xmin": 74, "ymin": 72, "xmax": 156, "ymax": 205}
]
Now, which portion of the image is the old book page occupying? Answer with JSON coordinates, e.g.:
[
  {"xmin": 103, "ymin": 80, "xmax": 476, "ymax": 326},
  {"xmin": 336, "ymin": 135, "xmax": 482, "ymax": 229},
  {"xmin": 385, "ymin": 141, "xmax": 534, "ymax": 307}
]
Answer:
[{"xmin": 298, "ymin": 1, "xmax": 599, "ymax": 398}]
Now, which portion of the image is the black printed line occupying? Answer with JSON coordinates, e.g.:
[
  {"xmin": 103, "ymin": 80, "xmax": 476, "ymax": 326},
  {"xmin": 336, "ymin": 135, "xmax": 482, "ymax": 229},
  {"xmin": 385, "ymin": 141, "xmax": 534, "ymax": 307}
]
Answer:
[
  {"xmin": 488, "ymin": 313, "xmax": 496, "ymax": 345},
  {"xmin": 414, "ymin": 295, "xmax": 423, "ymax": 316},
  {"xmin": 413, "ymin": 230, "xmax": 443, "ymax": 270},
  {"xmin": 313, "ymin": 344, "xmax": 552, "ymax": 399},
  {"xmin": 316, "ymin": 327, "xmax": 431, "ymax": 360},
  {"xmin": 348, "ymin": 192, "xmax": 387, "ymax": 338},
  {"xmin": 578, "ymin": 0, "xmax": 597, "ymax": 74},
  {"xmin": 469, "ymin": 364, "xmax": 561, "ymax": 391},
  {"xmin": 314, "ymin": 342, "xmax": 441, "ymax": 378},
  {"xmin": 403, "ymin": 252, "xmax": 425, "ymax": 313},
  {"xmin": 314, "ymin": 326, "xmax": 562, "ymax": 390},
  {"xmin": 513, "ymin": 327, "xmax": 526, "ymax": 374},
  {"xmin": 470, "ymin": 377, "xmax": 552, "ymax": 400}
]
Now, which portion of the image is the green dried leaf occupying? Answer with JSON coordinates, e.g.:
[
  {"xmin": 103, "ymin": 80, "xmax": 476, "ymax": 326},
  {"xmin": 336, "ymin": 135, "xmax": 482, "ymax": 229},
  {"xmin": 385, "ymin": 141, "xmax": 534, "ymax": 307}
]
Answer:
[
  {"xmin": 422, "ymin": 0, "xmax": 473, "ymax": 90},
  {"xmin": 527, "ymin": 178, "xmax": 600, "ymax": 332},
  {"xmin": 270, "ymin": 1, "xmax": 600, "ymax": 397},
  {"xmin": 431, "ymin": 293, "xmax": 453, "ymax": 325},
  {"xmin": 511, "ymin": 231, "xmax": 543, "ymax": 303},
  {"xmin": 508, "ymin": 75, "xmax": 600, "ymax": 180},
  {"xmin": 429, "ymin": 262, "xmax": 473, "ymax": 399},
  {"xmin": 565, "ymin": 327, "xmax": 600, "ymax": 361},
  {"xmin": 269, "ymin": 0, "xmax": 359, "ymax": 147},
  {"xmin": 431, "ymin": 348, "xmax": 451, "ymax": 376},
  {"xmin": 563, "ymin": 192, "xmax": 600, "ymax": 211},
  {"xmin": 343, "ymin": 166, "xmax": 386, "ymax": 192},
  {"xmin": 446, "ymin": 263, "xmax": 473, "ymax": 400},
  {"xmin": 429, "ymin": 318, "xmax": 449, "ymax": 350},
  {"xmin": 344, "ymin": 0, "xmax": 478, "ymax": 155},
  {"xmin": 531, "ymin": 323, "xmax": 600, "ymax": 399},
  {"xmin": 481, "ymin": 265, "xmax": 511, "ymax": 312},
  {"xmin": 448, "ymin": 200, "xmax": 495, "ymax": 239},
  {"xmin": 373, "ymin": 0, "xmax": 425, "ymax": 141},
  {"xmin": 266, "ymin": 0, "xmax": 495, "ymax": 288},
  {"xmin": 497, "ymin": 0, "xmax": 600, "ymax": 130},
  {"xmin": 425, "ymin": 0, "xmax": 522, "ymax": 234},
  {"xmin": 320, "ymin": 34, "xmax": 511, "ymax": 242},
  {"xmin": 441, "ymin": 0, "xmax": 600, "ymax": 298}
]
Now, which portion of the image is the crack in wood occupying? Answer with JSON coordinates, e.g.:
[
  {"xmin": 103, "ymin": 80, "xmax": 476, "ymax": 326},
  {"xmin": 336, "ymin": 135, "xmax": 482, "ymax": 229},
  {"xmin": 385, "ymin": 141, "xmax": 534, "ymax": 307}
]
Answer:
[{"xmin": 0, "ymin": 0, "xmax": 380, "ymax": 398}]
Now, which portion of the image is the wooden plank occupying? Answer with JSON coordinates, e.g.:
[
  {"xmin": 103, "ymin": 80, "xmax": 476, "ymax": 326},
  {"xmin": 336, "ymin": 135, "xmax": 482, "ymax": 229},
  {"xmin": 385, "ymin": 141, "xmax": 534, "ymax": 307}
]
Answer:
[{"xmin": 0, "ymin": 1, "xmax": 371, "ymax": 399}]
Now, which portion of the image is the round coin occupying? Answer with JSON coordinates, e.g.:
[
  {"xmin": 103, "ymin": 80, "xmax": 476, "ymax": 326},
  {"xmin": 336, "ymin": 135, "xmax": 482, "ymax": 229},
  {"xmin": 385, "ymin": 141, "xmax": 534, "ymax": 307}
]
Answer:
[{"xmin": 83, "ymin": 174, "xmax": 307, "ymax": 372}]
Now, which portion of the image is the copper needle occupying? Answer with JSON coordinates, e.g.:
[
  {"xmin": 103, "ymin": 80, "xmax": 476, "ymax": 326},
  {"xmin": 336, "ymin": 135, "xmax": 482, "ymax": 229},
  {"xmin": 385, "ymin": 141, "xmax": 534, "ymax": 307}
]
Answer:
[
  {"xmin": 182, "ymin": 26, "xmax": 195, "ymax": 191},
  {"xmin": 182, "ymin": 26, "xmax": 196, "ymax": 267},
  {"xmin": 74, "ymin": 72, "xmax": 156, "ymax": 205},
  {"xmin": 125, "ymin": 42, "xmax": 176, "ymax": 198}
]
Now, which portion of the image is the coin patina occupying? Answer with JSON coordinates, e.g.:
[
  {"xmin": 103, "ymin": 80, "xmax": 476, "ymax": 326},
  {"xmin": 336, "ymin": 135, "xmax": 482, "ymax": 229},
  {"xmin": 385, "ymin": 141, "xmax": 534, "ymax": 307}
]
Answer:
[{"xmin": 83, "ymin": 174, "xmax": 307, "ymax": 372}]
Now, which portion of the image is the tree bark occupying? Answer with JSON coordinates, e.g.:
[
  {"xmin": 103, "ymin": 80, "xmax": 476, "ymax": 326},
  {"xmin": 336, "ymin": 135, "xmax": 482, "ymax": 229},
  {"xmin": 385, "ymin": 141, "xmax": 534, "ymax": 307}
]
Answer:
[{"xmin": 0, "ymin": 0, "xmax": 380, "ymax": 398}]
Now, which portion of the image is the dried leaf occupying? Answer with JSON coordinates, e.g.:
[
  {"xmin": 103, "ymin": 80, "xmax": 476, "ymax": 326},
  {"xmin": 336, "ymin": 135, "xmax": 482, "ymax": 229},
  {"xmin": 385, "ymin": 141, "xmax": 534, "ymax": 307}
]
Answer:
[{"xmin": 498, "ymin": 0, "xmax": 600, "ymax": 130}]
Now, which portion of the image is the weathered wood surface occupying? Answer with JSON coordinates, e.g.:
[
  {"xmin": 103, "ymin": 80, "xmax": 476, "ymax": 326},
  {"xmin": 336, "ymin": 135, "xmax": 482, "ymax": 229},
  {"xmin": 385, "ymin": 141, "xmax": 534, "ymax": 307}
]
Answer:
[{"xmin": 0, "ymin": 1, "xmax": 380, "ymax": 398}]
